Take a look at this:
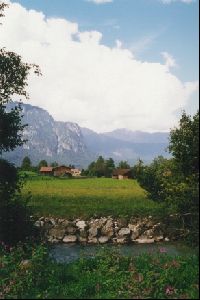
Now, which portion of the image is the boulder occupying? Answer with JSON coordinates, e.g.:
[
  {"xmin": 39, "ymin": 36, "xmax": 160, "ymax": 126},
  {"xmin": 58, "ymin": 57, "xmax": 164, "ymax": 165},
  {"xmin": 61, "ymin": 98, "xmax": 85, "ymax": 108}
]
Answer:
[
  {"xmin": 88, "ymin": 237, "xmax": 98, "ymax": 244},
  {"xmin": 98, "ymin": 236, "xmax": 110, "ymax": 244},
  {"xmin": 76, "ymin": 220, "xmax": 87, "ymax": 230},
  {"xmin": 135, "ymin": 238, "xmax": 155, "ymax": 244},
  {"xmin": 48, "ymin": 226, "xmax": 65, "ymax": 240},
  {"xmin": 101, "ymin": 219, "xmax": 114, "ymax": 238},
  {"xmin": 63, "ymin": 235, "xmax": 77, "ymax": 243},
  {"xmin": 118, "ymin": 228, "xmax": 131, "ymax": 237}
]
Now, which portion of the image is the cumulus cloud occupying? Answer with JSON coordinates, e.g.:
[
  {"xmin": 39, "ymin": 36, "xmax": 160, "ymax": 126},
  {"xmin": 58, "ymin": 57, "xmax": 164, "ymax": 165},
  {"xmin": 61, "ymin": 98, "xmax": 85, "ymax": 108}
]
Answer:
[
  {"xmin": 0, "ymin": 1, "xmax": 198, "ymax": 132},
  {"xmin": 86, "ymin": 0, "xmax": 113, "ymax": 4},
  {"xmin": 161, "ymin": 52, "xmax": 177, "ymax": 69}
]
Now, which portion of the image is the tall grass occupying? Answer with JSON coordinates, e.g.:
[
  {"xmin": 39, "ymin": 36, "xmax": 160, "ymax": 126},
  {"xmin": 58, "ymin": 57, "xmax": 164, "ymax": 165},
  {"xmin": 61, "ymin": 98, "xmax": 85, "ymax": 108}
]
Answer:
[{"xmin": 22, "ymin": 178, "xmax": 166, "ymax": 219}]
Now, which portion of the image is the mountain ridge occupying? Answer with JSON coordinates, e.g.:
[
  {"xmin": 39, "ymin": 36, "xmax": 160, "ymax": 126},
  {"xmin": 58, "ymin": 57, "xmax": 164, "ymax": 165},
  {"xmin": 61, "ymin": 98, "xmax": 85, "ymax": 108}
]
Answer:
[{"xmin": 3, "ymin": 102, "xmax": 170, "ymax": 168}]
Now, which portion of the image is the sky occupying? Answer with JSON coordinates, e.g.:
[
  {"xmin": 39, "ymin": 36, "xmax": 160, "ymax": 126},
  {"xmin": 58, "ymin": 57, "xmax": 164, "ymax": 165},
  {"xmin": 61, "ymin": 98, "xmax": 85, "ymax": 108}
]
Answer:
[{"xmin": 0, "ymin": 0, "xmax": 199, "ymax": 132}]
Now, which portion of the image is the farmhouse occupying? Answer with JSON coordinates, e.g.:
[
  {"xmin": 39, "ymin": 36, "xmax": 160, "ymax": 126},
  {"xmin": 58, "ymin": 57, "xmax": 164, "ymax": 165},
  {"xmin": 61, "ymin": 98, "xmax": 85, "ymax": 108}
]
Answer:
[
  {"xmin": 40, "ymin": 167, "xmax": 54, "ymax": 176},
  {"xmin": 53, "ymin": 166, "xmax": 72, "ymax": 177},
  {"xmin": 39, "ymin": 165, "xmax": 73, "ymax": 177},
  {"xmin": 112, "ymin": 169, "xmax": 132, "ymax": 180},
  {"xmin": 71, "ymin": 168, "xmax": 81, "ymax": 177}
]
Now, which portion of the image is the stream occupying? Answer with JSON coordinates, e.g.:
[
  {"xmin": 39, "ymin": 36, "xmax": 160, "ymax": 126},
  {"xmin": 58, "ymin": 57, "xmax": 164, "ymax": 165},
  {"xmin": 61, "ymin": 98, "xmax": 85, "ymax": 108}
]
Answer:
[{"xmin": 50, "ymin": 242, "xmax": 194, "ymax": 264}]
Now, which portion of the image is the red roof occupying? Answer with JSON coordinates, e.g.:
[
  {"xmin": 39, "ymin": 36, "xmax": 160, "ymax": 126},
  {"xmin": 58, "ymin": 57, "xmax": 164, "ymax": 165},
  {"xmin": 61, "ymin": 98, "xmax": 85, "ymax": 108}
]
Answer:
[
  {"xmin": 112, "ymin": 169, "xmax": 131, "ymax": 176},
  {"xmin": 40, "ymin": 167, "xmax": 53, "ymax": 172}
]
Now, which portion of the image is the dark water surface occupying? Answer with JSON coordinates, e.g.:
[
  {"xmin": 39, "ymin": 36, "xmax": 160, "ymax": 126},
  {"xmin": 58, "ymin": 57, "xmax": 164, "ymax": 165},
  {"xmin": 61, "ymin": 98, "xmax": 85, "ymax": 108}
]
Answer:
[{"xmin": 50, "ymin": 243, "xmax": 194, "ymax": 264}]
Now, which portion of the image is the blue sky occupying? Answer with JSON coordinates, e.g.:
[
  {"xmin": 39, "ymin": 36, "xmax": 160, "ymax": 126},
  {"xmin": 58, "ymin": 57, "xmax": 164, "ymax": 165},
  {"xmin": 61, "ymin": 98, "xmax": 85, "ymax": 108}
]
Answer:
[
  {"xmin": 13, "ymin": 0, "xmax": 199, "ymax": 82},
  {"xmin": 0, "ymin": 0, "xmax": 198, "ymax": 132}
]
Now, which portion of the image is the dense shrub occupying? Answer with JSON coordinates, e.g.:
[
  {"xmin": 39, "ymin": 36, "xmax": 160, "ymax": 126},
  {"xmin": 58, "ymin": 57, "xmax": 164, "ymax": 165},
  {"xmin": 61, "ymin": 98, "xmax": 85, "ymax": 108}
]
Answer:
[
  {"xmin": 0, "ymin": 244, "xmax": 199, "ymax": 299},
  {"xmin": 0, "ymin": 159, "xmax": 32, "ymax": 245}
]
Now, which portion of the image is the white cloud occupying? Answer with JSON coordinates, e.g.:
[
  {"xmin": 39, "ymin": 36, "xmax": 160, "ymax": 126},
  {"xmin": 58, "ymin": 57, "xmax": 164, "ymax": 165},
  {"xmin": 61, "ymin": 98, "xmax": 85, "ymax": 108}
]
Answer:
[
  {"xmin": 0, "ymin": 1, "xmax": 198, "ymax": 133},
  {"xmin": 162, "ymin": 52, "xmax": 177, "ymax": 69},
  {"xmin": 86, "ymin": 0, "xmax": 113, "ymax": 4},
  {"xmin": 160, "ymin": 0, "xmax": 195, "ymax": 4}
]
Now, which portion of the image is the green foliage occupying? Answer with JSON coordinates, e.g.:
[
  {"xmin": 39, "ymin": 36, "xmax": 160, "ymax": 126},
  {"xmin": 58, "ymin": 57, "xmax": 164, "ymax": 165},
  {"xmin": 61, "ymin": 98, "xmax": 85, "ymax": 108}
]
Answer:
[
  {"xmin": 86, "ymin": 156, "xmax": 116, "ymax": 178},
  {"xmin": 0, "ymin": 159, "xmax": 32, "ymax": 245},
  {"xmin": 118, "ymin": 160, "xmax": 130, "ymax": 169},
  {"xmin": 169, "ymin": 111, "xmax": 199, "ymax": 178},
  {"xmin": 136, "ymin": 111, "xmax": 199, "ymax": 212},
  {"xmin": 0, "ymin": 244, "xmax": 199, "ymax": 299},
  {"xmin": 21, "ymin": 156, "xmax": 32, "ymax": 171},
  {"xmin": 50, "ymin": 161, "xmax": 58, "ymax": 168},
  {"xmin": 0, "ymin": 4, "xmax": 40, "ymax": 245},
  {"xmin": 38, "ymin": 160, "xmax": 48, "ymax": 169}
]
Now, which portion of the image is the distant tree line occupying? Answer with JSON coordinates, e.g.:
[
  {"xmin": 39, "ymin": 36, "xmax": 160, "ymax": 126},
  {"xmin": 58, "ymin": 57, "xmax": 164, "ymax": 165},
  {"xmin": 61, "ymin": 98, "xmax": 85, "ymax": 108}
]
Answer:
[{"xmin": 81, "ymin": 157, "xmax": 132, "ymax": 178}]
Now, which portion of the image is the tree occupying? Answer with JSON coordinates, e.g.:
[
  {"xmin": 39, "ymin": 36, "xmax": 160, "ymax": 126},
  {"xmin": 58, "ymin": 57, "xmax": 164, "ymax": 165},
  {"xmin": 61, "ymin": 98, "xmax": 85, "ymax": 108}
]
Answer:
[
  {"xmin": 118, "ymin": 161, "xmax": 130, "ymax": 169},
  {"xmin": 105, "ymin": 158, "xmax": 115, "ymax": 177},
  {"xmin": 0, "ymin": 2, "xmax": 40, "ymax": 244},
  {"xmin": 50, "ymin": 161, "xmax": 58, "ymax": 168},
  {"xmin": 169, "ymin": 111, "xmax": 199, "ymax": 179},
  {"xmin": 38, "ymin": 160, "xmax": 48, "ymax": 169},
  {"xmin": 21, "ymin": 156, "xmax": 32, "ymax": 171}
]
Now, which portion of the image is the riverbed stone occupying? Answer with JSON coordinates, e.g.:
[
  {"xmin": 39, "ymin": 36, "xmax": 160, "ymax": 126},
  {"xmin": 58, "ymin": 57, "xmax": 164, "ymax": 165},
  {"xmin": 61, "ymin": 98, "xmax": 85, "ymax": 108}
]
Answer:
[
  {"xmin": 88, "ymin": 237, "xmax": 98, "ymax": 244},
  {"xmin": 101, "ymin": 219, "xmax": 114, "ymax": 238},
  {"xmin": 48, "ymin": 226, "xmax": 66, "ymax": 240},
  {"xmin": 118, "ymin": 228, "xmax": 131, "ymax": 237},
  {"xmin": 63, "ymin": 235, "xmax": 77, "ymax": 243},
  {"xmin": 135, "ymin": 238, "xmax": 155, "ymax": 244},
  {"xmin": 76, "ymin": 220, "xmax": 87, "ymax": 230},
  {"xmin": 98, "ymin": 236, "xmax": 110, "ymax": 244},
  {"xmin": 66, "ymin": 224, "xmax": 77, "ymax": 235}
]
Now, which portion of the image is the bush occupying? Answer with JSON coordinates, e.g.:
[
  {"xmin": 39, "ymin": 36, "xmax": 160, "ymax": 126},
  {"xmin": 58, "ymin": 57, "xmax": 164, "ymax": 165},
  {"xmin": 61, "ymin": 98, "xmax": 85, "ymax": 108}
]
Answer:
[
  {"xmin": 0, "ymin": 244, "xmax": 199, "ymax": 299},
  {"xmin": 0, "ymin": 159, "xmax": 32, "ymax": 245}
]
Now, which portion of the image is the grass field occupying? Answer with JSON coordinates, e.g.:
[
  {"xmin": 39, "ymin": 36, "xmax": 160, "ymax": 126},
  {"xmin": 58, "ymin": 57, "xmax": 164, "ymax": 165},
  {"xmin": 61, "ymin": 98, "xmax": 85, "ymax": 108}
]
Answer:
[{"xmin": 22, "ymin": 177, "xmax": 165, "ymax": 219}]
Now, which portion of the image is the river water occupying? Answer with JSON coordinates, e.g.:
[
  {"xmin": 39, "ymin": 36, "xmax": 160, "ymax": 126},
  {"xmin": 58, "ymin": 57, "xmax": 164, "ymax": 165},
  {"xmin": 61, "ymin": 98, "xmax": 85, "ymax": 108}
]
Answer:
[{"xmin": 50, "ymin": 243, "xmax": 193, "ymax": 264}]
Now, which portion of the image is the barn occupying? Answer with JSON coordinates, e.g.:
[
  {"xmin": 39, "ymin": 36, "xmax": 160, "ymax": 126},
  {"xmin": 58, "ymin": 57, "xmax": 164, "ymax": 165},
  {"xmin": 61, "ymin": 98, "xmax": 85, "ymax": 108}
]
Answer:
[
  {"xmin": 40, "ymin": 167, "xmax": 54, "ymax": 176},
  {"xmin": 112, "ymin": 169, "xmax": 132, "ymax": 180},
  {"xmin": 53, "ymin": 166, "xmax": 72, "ymax": 177}
]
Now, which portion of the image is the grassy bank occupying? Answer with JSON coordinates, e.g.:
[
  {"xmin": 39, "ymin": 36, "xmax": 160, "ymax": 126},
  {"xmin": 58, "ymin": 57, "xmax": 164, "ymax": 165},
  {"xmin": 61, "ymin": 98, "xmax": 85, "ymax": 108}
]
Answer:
[
  {"xmin": 0, "ymin": 243, "xmax": 199, "ymax": 299},
  {"xmin": 22, "ymin": 177, "xmax": 166, "ymax": 219}
]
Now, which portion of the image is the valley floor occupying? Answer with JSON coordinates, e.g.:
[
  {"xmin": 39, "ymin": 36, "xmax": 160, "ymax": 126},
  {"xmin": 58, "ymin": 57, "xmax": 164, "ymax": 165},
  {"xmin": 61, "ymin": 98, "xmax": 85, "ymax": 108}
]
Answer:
[{"xmin": 22, "ymin": 177, "xmax": 165, "ymax": 219}]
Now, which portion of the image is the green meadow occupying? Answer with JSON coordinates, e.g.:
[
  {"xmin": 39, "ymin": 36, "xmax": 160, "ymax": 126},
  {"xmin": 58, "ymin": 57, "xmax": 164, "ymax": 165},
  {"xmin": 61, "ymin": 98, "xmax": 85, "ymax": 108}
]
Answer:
[{"xmin": 22, "ymin": 177, "xmax": 165, "ymax": 219}]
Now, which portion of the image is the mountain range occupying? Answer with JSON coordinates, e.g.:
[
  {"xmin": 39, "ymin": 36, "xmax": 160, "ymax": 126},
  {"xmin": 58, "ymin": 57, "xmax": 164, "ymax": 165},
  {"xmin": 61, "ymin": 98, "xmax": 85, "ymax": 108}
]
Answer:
[{"xmin": 3, "ymin": 102, "xmax": 170, "ymax": 168}]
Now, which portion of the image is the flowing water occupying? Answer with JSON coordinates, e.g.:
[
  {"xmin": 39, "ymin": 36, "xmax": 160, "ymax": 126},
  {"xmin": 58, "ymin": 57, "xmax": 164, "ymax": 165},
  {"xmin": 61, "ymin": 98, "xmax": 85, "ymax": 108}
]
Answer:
[{"xmin": 50, "ymin": 242, "xmax": 194, "ymax": 264}]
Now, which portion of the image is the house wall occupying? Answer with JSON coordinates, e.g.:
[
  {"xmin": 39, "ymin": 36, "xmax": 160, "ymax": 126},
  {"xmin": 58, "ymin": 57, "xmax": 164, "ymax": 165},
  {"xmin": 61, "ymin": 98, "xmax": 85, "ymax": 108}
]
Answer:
[{"xmin": 53, "ymin": 167, "xmax": 71, "ymax": 177}]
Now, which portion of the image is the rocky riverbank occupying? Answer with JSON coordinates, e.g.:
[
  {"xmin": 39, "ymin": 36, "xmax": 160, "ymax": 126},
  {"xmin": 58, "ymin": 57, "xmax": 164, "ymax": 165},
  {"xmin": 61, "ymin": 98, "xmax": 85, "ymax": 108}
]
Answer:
[{"xmin": 34, "ymin": 214, "xmax": 191, "ymax": 245}]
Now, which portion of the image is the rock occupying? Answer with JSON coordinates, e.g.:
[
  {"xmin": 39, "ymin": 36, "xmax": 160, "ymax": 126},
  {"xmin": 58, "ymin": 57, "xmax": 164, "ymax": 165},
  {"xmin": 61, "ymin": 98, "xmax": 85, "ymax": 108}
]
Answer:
[
  {"xmin": 49, "ymin": 218, "xmax": 56, "ymax": 226},
  {"xmin": 154, "ymin": 235, "xmax": 164, "ymax": 242},
  {"xmin": 116, "ymin": 238, "xmax": 128, "ymax": 244},
  {"xmin": 118, "ymin": 228, "xmax": 131, "ymax": 237},
  {"xmin": 89, "ymin": 225, "xmax": 99, "ymax": 238},
  {"xmin": 48, "ymin": 226, "xmax": 65, "ymax": 240},
  {"xmin": 61, "ymin": 220, "xmax": 70, "ymax": 227},
  {"xmin": 76, "ymin": 220, "xmax": 87, "ymax": 230},
  {"xmin": 116, "ymin": 218, "xmax": 128, "ymax": 228},
  {"xmin": 78, "ymin": 236, "xmax": 87, "ymax": 243},
  {"xmin": 129, "ymin": 224, "xmax": 142, "ymax": 240},
  {"xmin": 79, "ymin": 229, "xmax": 88, "ymax": 238},
  {"xmin": 98, "ymin": 236, "xmax": 110, "ymax": 244},
  {"xmin": 34, "ymin": 221, "xmax": 42, "ymax": 228},
  {"xmin": 164, "ymin": 237, "xmax": 170, "ymax": 242},
  {"xmin": 101, "ymin": 219, "xmax": 114, "ymax": 238},
  {"xmin": 88, "ymin": 237, "xmax": 98, "ymax": 244},
  {"xmin": 63, "ymin": 235, "xmax": 77, "ymax": 243},
  {"xmin": 66, "ymin": 223, "xmax": 77, "ymax": 235},
  {"xmin": 135, "ymin": 238, "xmax": 155, "ymax": 244},
  {"xmin": 143, "ymin": 229, "xmax": 154, "ymax": 239},
  {"xmin": 20, "ymin": 260, "xmax": 32, "ymax": 270}
]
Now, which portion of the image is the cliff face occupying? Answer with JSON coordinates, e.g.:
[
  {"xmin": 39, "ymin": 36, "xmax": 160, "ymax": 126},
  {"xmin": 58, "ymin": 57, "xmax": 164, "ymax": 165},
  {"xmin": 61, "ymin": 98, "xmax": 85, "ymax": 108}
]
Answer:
[
  {"xmin": 4, "ymin": 102, "xmax": 170, "ymax": 168},
  {"xmin": 4, "ymin": 103, "xmax": 93, "ymax": 168}
]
